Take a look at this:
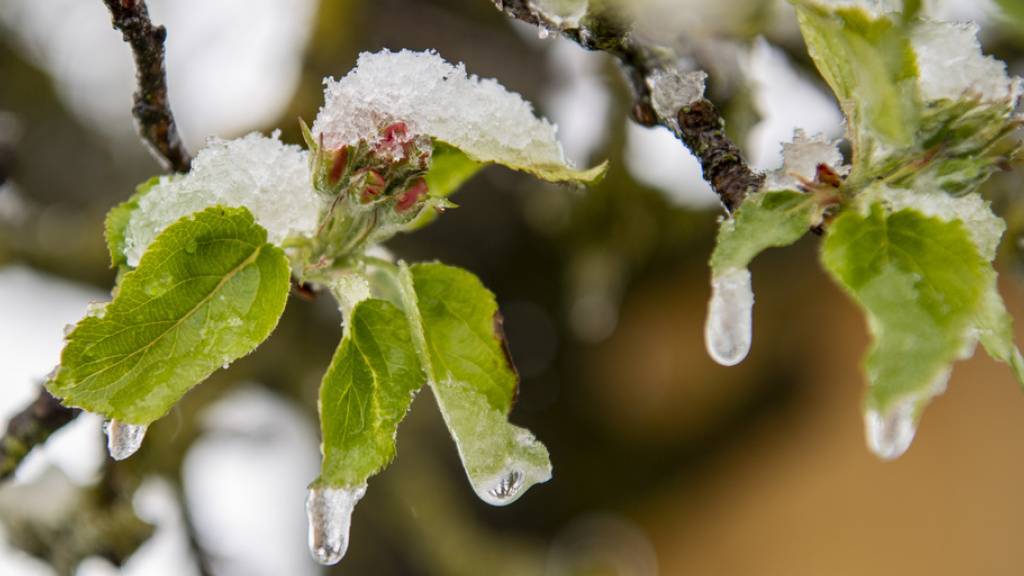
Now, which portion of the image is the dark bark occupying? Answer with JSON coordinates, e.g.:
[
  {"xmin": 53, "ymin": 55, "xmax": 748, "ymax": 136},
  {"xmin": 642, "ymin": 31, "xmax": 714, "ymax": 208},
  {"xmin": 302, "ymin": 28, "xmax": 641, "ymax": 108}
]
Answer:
[{"xmin": 0, "ymin": 388, "xmax": 80, "ymax": 481}]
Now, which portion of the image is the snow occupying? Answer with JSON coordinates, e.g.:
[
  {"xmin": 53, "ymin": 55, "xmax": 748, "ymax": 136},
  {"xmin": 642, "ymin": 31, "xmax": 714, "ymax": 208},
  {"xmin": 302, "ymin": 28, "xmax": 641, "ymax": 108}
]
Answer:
[
  {"xmin": 123, "ymin": 132, "xmax": 320, "ymax": 267},
  {"xmin": 313, "ymin": 49, "xmax": 577, "ymax": 175},
  {"xmin": 764, "ymin": 129, "xmax": 847, "ymax": 190},
  {"xmin": 647, "ymin": 68, "xmax": 708, "ymax": 130},
  {"xmin": 912, "ymin": 20, "xmax": 1020, "ymax": 104}
]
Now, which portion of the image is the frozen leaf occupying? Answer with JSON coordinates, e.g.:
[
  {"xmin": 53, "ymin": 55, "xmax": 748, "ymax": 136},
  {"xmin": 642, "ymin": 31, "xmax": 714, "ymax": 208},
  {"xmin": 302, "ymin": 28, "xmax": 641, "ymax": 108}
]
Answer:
[
  {"xmin": 315, "ymin": 299, "xmax": 424, "ymax": 490},
  {"xmin": 313, "ymin": 49, "xmax": 605, "ymax": 185},
  {"xmin": 821, "ymin": 201, "xmax": 988, "ymax": 453},
  {"xmin": 706, "ymin": 190, "xmax": 821, "ymax": 366},
  {"xmin": 122, "ymin": 132, "xmax": 320, "ymax": 267},
  {"xmin": 104, "ymin": 176, "xmax": 159, "ymax": 270},
  {"xmin": 49, "ymin": 207, "xmax": 290, "ymax": 424},
  {"xmin": 398, "ymin": 262, "xmax": 551, "ymax": 505}
]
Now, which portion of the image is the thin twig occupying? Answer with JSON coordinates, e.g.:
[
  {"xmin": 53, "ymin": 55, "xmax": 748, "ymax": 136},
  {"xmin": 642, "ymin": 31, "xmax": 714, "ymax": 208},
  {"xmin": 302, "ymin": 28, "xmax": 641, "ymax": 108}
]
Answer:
[
  {"xmin": 492, "ymin": 0, "xmax": 762, "ymax": 211},
  {"xmin": 102, "ymin": 0, "xmax": 191, "ymax": 173},
  {"xmin": 0, "ymin": 388, "xmax": 80, "ymax": 481}
]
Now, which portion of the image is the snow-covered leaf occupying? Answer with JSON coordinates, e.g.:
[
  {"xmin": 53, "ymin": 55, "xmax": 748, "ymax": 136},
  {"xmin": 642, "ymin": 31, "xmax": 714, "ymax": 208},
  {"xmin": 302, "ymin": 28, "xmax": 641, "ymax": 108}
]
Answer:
[
  {"xmin": 104, "ymin": 176, "xmax": 158, "ymax": 270},
  {"xmin": 122, "ymin": 132, "xmax": 320, "ymax": 268},
  {"xmin": 50, "ymin": 206, "xmax": 290, "ymax": 424},
  {"xmin": 313, "ymin": 49, "xmax": 605, "ymax": 185},
  {"xmin": 398, "ymin": 262, "xmax": 551, "ymax": 506}
]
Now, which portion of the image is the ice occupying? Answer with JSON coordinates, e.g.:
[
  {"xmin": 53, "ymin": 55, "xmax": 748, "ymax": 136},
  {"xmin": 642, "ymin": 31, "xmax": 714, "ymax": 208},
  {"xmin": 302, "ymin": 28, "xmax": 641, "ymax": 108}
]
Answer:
[
  {"xmin": 764, "ymin": 129, "xmax": 848, "ymax": 190},
  {"xmin": 305, "ymin": 484, "xmax": 366, "ymax": 565},
  {"xmin": 865, "ymin": 368, "xmax": 950, "ymax": 460},
  {"xmin": 912, "ymin": 21, "xmax": 1021, "ymax": 104},
  {"xmin": 646, "ymin": 67, "xmax": 707, "ymax": 130},
  {"xmin": 104, "ymin": 419, "xmax": 147, "ymax": 461},
  {"xmin": 313, "ymin": 49, "xmax": 577, "ymax": 176},
  {"xmin": 123, "ymin": 131, "xmax": 321, "ymax": 267},
  {"xmin": 815, "ymin": 0, "xmax": 901, "ymax": 16},
  {"xmin": 863, "ymin": 186, "xmax": 1005, "ymax": 260},
  {"xmin": 705, "ymin": 267, "xmax": 753, "ymax": 366},
  {"xmin": 529, "ymin": 0, "xmax": 589, "ymax": 29}
]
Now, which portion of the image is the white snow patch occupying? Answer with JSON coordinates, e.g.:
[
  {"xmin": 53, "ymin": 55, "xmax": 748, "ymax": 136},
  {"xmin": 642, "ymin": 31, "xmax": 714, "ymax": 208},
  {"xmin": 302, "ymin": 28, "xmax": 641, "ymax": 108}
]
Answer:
[
  {"xmin": 764, "ymin": 129, "xmax": 847, "ymax": 190},
  {"xmin": 912, "ymin": 20, "xmax": 1020, "ymax": 104}
]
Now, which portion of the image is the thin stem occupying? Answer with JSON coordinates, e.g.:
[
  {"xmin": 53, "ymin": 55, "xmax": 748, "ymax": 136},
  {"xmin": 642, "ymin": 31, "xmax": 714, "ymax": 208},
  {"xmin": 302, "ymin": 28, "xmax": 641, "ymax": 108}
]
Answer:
[{"xmin": 0, "ymin": 387, "xmax": 80, "ymax": 481}]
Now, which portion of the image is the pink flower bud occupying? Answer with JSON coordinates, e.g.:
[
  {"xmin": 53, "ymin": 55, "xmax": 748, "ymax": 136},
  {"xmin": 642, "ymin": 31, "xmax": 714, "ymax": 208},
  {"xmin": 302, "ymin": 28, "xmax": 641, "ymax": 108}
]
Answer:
[{"xmin": 395, "ymin": 178, "xmax": 428, "ymax": 212}]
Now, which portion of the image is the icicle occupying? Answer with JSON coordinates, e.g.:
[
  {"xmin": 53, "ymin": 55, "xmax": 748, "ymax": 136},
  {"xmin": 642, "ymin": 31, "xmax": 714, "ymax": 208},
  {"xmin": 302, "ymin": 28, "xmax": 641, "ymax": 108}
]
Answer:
[
  {"xmin": 864, "ymin": 369, "xmax": 950, "ymax": 460},
  {"xmin": 104, "ymin": 420, "xmax": 147, "ymax": 461},
  {"xmin": 704, "ymin": 267, "xmax": 754, "ymax": 366},
  {"xmin": 864, "ymin": 401, "xmax": 916, "ymax": 460},
  {"xmin": 476, "ymin": 469, "xmax": 526, "ymax": 506},
  {"xmin": 305, "ymin": 484, "xmax": 366, "ymax": 565},
  {"xmin": 537, "ymin": 27, "xmax": 551, "ymax": 39}
]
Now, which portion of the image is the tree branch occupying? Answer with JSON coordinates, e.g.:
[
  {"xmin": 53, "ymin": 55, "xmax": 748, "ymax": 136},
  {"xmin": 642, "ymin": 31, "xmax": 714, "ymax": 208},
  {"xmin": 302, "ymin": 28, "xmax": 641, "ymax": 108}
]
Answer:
[
  {"xmin": 0, "ymin": 388, "xmax": 80, "ymax": 481},
  {"xmin": 492, "ymin": 0, "xmax": 762, "ymax": 212},
  {"xmin": 102, "ymin": 0, "xmax": 191, "ymax": 173}
]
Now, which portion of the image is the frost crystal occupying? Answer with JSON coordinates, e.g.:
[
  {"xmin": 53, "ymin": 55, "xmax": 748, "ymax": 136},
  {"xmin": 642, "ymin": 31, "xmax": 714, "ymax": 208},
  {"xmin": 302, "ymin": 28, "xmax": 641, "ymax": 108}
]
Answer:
[
  {"xmin": 911, "ymin": 21, "xmax": 1021, "ymax": 104},
  {"xmin": 863, "ymin": 186, "xmax": 1005, "ymax": 260},
  {"xmin": 705, "ymin": 267, "xmax": 754, "ymax": 366},
  {"xmin": 123, "ymin": 132, "xmax": 320, "ymax": 267},
  {"xmin": 764, "ymin": 129, "xmax": 847, "ymax": 190},
  {"xmin": 314, "ymin": 50, "xmax": 579, "ymax": 177},
  {"xmin": 647, "ymin": 68, "xmax": 707, "ymax": 130}
]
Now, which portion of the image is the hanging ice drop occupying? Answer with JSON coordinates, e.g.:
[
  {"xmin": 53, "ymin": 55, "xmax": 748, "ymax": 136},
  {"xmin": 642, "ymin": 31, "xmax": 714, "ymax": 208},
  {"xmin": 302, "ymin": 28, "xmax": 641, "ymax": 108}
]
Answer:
[
  {"xmin": 476, "ymin": 469, "xmax": 526, "ymax": 506},
  {"xmin": 704, "ymin": 267, "xmax": 753, "ymax": 366},
  {"xmin": 865, "ymin": 401, "xmax": 917, "ymax": 460},
  {"xmin": 305, "ymin": 484, "xmax": 366, "ymax": 565},
  {"xmin": 104, "ymin": 419, "xmax": 147, "ymax": 461}
]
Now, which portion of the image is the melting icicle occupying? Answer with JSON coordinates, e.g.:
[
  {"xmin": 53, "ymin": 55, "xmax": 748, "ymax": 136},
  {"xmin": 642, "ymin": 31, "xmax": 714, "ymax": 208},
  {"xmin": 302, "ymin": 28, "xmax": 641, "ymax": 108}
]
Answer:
[
  {"xmin": 104, "ymin": 420, "xmax": 148, "ymax": 461},
  {"xmin": 537, "ymin": 27, "xmax": 551, "ymax": 39},
  {"xmin": 477, "ymin": 469, "xmax": 526, "ymax": 506},
  {"xmin": 305, "ymin": 484, "xmax": 367, "ymax": 565},
  {"xmin": 865, "ymin": 401, "xmax": 917, "ymax": 460},
  {"xmin": 704, "ymin": 267, "xmax": 753, "ymax": 366},
  {"xmin": 865, "ymin": 369, "xmax": 950, "ymax": 460}
]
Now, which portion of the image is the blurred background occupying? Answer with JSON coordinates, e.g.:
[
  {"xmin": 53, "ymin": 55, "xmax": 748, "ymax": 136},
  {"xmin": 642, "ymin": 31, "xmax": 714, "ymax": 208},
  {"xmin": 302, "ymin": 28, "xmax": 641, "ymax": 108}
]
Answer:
[{"xmin": 2, "ymin": 0, "xmax": 1024, "ymax": 574}]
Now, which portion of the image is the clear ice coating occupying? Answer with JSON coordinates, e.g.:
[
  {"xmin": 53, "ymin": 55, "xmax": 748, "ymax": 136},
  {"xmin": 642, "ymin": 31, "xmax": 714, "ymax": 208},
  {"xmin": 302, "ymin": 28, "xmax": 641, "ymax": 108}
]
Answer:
[
  {"xmin": 312, "ymin": 49, "xmax": 577, "ymax": 174},
  {"xmin": 123, "ymin": 131, "xmax": 321, "ymax": 267},
  {"xmin": 104, "ymin": 420, "xmax": 148, "ymax": 461},
  {"xmin": 305, "ymin": 484, "xmax": 367, "ymax": 565},
  {"xmin": 476, "ymin": 469, "xmax": 526, "ymax": 507},
  {"xmin": 705, "ymin": 267, "xmax": 754, "ymax": 367},
  {"xmin": 865, "ymin": 369, "xmax": 951, "ymax": 460},
  {"xmin": 646, "ymin": 67, "xmax": 707, "ymax": 129}
]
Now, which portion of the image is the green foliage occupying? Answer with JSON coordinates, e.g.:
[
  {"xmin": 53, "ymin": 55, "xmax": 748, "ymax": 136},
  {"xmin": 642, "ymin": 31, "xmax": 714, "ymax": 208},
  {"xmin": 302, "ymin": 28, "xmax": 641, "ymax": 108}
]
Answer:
[
  {"xmin": 316, "ymin": 299, "xmax": 424, "ymax": 489},
  {"xmin": 50, "ymin": 206, "xmax": 290, "ymax": 424},
  {"xmin": 793, "ymin": 1, "xmax": 919, "ymax": 165},
  {"xmin": 104, "ymin": 176, "xmax": 161, "ymax": 270},
  {"xmin": 399, "ymin": 262, "xmax": 551, "ymax": 504},
  {"xmin": 424, "ymin": 142, "xmax": 483, "ymax": 199},
  {"xmin": 821, "ymin": 202, "xmax": 987, "ymax": 412},
  {"xmin": 710, "ymin": 189, "xmax": 820, "ymax": 274}
]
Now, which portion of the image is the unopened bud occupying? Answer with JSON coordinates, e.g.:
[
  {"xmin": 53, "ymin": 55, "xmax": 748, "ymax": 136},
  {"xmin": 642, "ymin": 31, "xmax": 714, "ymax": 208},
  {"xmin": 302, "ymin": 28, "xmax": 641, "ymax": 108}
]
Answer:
[{"xmin": 396, "ymin": 178, "xmax": 428, "ymax": 212}]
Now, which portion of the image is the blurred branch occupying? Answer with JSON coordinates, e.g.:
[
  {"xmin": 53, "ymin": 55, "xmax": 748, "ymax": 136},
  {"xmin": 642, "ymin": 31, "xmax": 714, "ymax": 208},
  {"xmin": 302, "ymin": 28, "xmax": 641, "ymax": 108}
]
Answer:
[
  {"xmin": 101, "ymin": 0, "xmax": 191, "ymax": 173},
  {"xmin": 492, "ymin": 0, "xmax": 762, "ymax": 211},
  {"xmin": 0, "ymin": 388, "xmax": 80, "ymax": 481}
]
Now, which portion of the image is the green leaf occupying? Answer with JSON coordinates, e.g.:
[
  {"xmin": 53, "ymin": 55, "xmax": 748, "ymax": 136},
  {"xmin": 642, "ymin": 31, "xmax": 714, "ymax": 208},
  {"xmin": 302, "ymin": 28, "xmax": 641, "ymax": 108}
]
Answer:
[
  {"xmin": 821, "ymin": 202, "xmax": 988, "ymax": 412},
  {"xmin": 398, "ymin": 262, "xmax": 551, "ymax": 505},
  {"xmin": 315, "ymin": 299, "xmax": 425, "ymax": 488},
  {"xmin": 710, "ymin": 189, "xmax": 819, "ymax": 274},
  {"xmin": 793, "ymin": 2, "xmax": 919, "ymax": 161},
  {"xmin": 975, "ymin": 274, "xmax": 1024, "ymax": 386},
  {"xmin": 424, "ymin": 142, "xmax": 483, "ymax": 199},
  {"xmin": 995, "ymin": 0, "xmax": 1024, "ymax": 35},
  {"xmin": 436, "ymin": 138, "xmax": 607, "ymax": 186},
  {"xmin": 49, "ymin": 206, "xmax": 291, "ymax": 424},
  {"xmin": 104, "ymin": 176, "xmax": 162, "ymax": 270}
]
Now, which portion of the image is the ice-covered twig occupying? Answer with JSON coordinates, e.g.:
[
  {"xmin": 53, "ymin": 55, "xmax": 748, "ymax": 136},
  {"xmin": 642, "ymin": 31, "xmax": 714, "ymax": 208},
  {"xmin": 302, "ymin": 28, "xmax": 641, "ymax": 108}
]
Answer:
[
  {"xmin": 0, "ymin": 387, "xmax": 80, "ymax": 481},
  {"xmin": 491, "ymin": 0, "xmax": 762, "ymax": 211},
  {"xmin": 102, "ymin": 0, "xmax": 191, "ymax": 173}
]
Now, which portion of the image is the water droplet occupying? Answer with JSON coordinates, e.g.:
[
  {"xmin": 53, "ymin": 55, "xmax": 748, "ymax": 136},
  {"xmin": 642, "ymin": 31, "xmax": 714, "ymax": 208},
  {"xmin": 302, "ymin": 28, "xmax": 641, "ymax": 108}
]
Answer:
[
  {"xmin": 865, "ymin": 401, "xmax": 916, "ymax": 460},
  {"xmin": 704, "ymin": 267, "xmax": 753, "ymax": 366},
  {"xmin": 305, "ymin": 484, "xmax": 366, "ymax": 565},
  {"xmin": 104, "ymin": 419, "xmax": 148, "ymax": 461},
  {"xmin": 477, "ymin": 469, "xmax": 525, "ymax": 506},
  {"xmin": 537, "ymin": 27, "xmax": 551, "ymax": 39}
]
